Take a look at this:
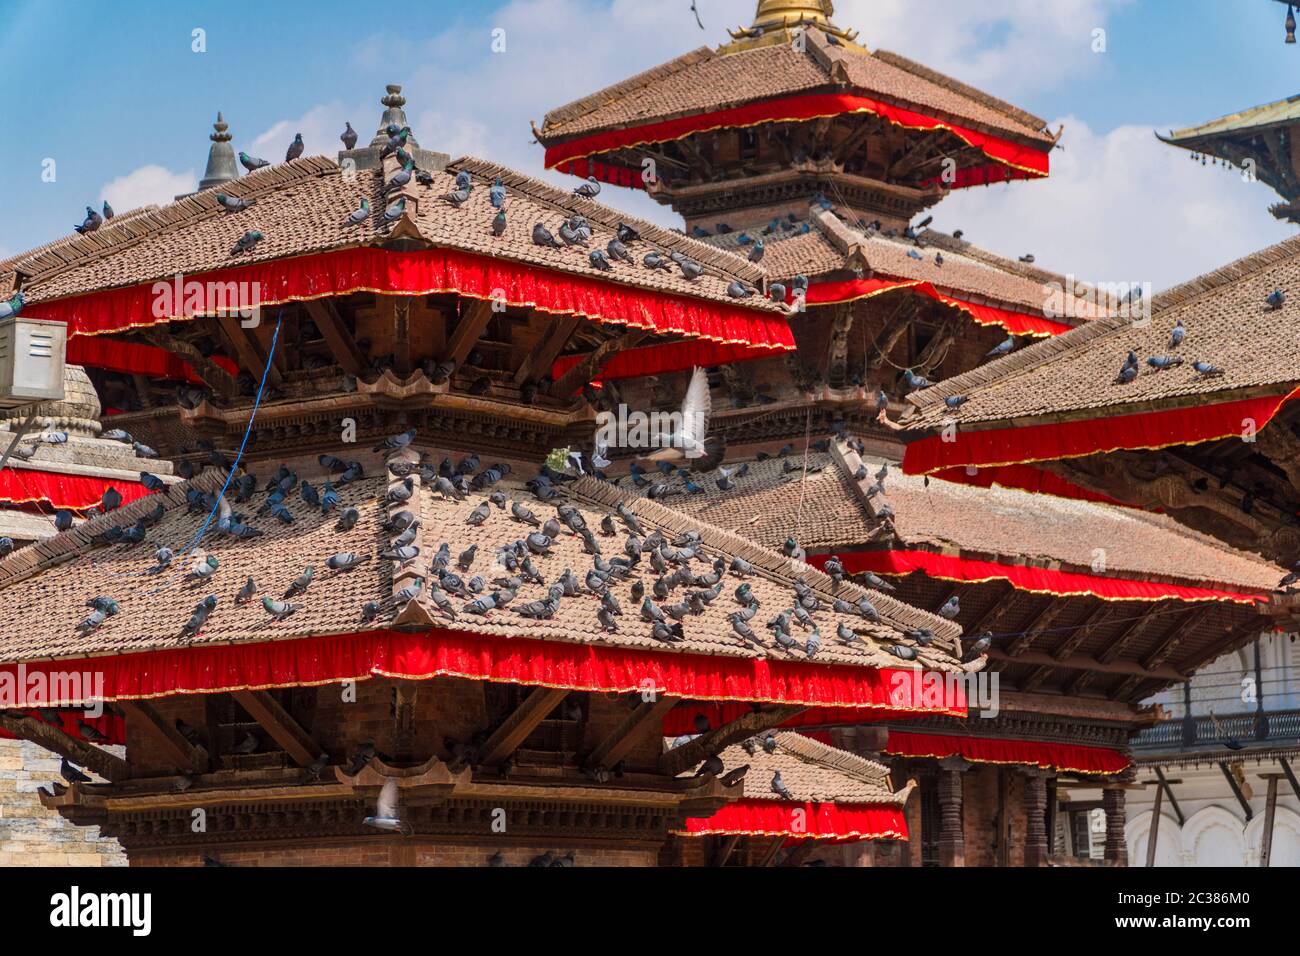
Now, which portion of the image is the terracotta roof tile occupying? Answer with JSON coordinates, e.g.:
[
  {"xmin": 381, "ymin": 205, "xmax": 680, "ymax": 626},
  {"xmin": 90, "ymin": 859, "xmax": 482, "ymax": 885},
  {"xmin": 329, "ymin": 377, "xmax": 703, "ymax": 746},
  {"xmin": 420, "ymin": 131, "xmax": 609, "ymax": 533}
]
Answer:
[
  {"xmin": 621, "ymin": 445, "xmax": 1284, "ymax": 594},
  {"xmin": 0, "ymin": 455, "xmax": 966, "ymax": 671},
  {"xmin": 907, "ymin": 236, "xmax": 1300, "ymax": 428},
  {"xmin": 10, "ymin": 156, "xmax": 777, "ymax": 317},
  {"xmin": 540, "ymin": 32, "xmax": 1051, "ymax": 148},
  {"xmin": 677, "ymin": 730, "xmax": 902, "ymax": 805}
]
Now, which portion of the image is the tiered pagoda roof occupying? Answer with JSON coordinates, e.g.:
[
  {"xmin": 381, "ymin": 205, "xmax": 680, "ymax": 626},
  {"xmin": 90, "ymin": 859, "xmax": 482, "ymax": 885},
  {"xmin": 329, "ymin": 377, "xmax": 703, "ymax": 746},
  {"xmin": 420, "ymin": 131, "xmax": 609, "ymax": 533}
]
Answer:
[
  {"xmin": 0, "ymin": 451, "xmax": 970, "ymax": 710},
  {"xmin": 618, "ymin": 441, "xmax": 1282, "ymax": 706}
]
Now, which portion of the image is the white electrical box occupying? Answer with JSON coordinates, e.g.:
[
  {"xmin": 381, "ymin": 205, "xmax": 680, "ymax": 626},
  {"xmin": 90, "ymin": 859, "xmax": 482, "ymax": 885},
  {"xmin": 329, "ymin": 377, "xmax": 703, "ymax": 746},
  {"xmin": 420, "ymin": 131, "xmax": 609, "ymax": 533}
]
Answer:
[{"xmin": 0, "ymin": 317, "xmax": 67, "ymax": 409}]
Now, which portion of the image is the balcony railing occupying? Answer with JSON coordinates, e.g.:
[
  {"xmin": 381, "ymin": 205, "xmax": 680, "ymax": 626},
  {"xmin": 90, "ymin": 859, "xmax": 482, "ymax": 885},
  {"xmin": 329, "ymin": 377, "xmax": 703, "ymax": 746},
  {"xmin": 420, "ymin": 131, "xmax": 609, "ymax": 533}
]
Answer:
[{"xmin": 1131, "ymin": 709, "xmax": 1300, "ymax": 754}]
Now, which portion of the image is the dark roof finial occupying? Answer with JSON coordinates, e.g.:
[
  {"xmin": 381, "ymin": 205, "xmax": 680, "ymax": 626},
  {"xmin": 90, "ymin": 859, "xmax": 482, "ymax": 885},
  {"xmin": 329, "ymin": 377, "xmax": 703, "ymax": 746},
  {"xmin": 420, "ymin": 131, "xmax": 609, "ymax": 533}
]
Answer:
[
  {"xmin": 189, "ymin": 112, "xmax": 240, "ymax": 196},
  {"xmin": 339, "ymin": 83, "xmax": 449, "ymax": 173}
]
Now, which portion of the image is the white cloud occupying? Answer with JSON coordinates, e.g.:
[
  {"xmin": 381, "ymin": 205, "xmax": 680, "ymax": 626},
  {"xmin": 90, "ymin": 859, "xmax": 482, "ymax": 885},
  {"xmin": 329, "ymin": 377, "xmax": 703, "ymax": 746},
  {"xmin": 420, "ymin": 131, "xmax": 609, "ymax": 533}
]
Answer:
[
  {"xmin": 99, "ymin": 165, "xmax": 198, "ymax": 213},
  {"xmin": 838, "ymin": 0, "xmax": 1132, "ymax": 101},
  {"xmin": 931, "ymin": 116, "xmax": 1296, "ymax": 291}
]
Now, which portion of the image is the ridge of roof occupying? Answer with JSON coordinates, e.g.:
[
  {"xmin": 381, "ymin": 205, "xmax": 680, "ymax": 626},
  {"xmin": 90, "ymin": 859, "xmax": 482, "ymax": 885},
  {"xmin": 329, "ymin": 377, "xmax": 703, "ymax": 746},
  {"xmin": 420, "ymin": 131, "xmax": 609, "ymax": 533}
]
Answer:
[
  {"xmin": 869, "ymin": 49, "xmax": 1048, "ymax": 134},
  {"xmin": 1163, "ymin": 92, "xmax": 1300, "ymax": 142},
  {"xmin": 451, "ymin": 156, "xmax": 767, "ymax": 283},
  {"xmin": 541, "ymin": 46, "xmax": 717, "ymax": 134},
  {"xmin": 9, "ymin": 157, "xmax": 339, "ymax": 292},
  {"xmin": 770, "ymin": 729, "xmax": 892, "ymax": 789}
]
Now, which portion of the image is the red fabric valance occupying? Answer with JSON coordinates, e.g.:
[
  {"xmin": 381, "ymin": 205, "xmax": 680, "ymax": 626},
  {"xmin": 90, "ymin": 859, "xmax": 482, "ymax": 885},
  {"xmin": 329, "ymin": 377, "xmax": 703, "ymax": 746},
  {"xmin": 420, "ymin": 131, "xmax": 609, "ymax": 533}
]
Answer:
[
  {"xmin": 552, "ymin": 157, "xmax": 648, "ymax": 191},
  {"xmin": 903, "ymin": 385, "xmax": 1300, "ymax": 476},
  {"xmin": 23, "ymin": 247, "xmax": 794, "ymax": 354},
  {"xmin": 0, "ymin": 469, "xmax": 154, "ymax": 511},
  {"xmin": 884, "ymin": 729, "xmax": 1130, "ymax": 775},
  {"xmin": 0, "ymin": 709, "xmax": 125, "ymax": 747},
  {"xmin": 551, "ymin": 339, "xmax": 772, "ymax": 388},
  {"xmin": 929, "ymin": 463, "xmax": 1139, "ymax": 509},
  {"xmin": 65, "ymin": 337, "xmax": 238, "ymax": 385},
  {"xmin": 806, "ymin": 549, "xmax": 1268, "ymax": 605},
  {"xmin": 676, "ymin": 799, "xmax": 908, "ymax": 842},
  {"xmin": 805, "ymin": 276, "xmax": 1073, "ymax": 338},
  {"xmin": 544, "ymin": 92, "xmax": 1050, "ymax": 189},
  {"xmin": 0, "ymin": 627, "xmax": 965, "ymax": 713}
]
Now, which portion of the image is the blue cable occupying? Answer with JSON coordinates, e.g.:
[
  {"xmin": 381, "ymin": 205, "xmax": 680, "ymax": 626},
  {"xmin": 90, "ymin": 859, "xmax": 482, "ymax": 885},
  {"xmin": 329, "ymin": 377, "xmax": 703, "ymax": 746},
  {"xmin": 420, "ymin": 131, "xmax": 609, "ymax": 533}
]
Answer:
[{"xmin": 176, "ymin": 308, "xmax": 284, "ymax": 559}]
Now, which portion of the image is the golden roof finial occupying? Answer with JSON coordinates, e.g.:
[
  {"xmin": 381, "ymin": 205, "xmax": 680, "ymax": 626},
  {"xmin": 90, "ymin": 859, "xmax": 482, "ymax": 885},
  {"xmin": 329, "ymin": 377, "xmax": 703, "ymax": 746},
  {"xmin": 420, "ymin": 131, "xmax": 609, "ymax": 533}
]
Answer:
[
  {"xmin": 726, "ymin": 0, "xmax": 859, "ymax": 49},
  {"xmin": 752, "ymin": 0, "xmax": 834, "ymax": 29}
]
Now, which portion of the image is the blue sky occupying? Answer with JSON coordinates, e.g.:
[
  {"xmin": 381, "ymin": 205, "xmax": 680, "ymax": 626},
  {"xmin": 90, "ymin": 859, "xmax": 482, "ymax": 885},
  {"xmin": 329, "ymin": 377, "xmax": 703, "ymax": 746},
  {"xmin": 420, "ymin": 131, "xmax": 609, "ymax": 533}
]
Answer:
[{"xmin": 2, "ymin": 0, "xmax": 1298, "ymax": 288}]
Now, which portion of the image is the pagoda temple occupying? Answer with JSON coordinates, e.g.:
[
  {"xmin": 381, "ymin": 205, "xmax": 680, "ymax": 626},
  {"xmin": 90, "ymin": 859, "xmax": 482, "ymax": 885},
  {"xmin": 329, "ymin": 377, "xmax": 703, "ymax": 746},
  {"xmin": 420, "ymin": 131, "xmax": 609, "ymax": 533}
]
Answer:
[
  {"xmin": 0, "ymin": 82, "xmax": 983, "ymax": 866},
  {"xmin": 533, "ymin": 0, "xmax": 1290, "ymax": 865}
]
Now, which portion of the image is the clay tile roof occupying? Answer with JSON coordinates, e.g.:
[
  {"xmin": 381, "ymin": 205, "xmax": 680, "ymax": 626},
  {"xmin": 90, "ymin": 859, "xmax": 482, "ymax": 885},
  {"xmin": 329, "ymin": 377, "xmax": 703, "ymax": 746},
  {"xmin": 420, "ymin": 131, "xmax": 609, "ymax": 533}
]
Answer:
[
  {"xmin": 906, "ymin": 235, "xmax": 1300, "ymax": 429},
  {"xmin": 539, "ymin": 30, "xmax": 1052, "ymax": 149},
  {"xmin": 0, "ymin": 456, "xmax": 966, "ymax": 670},
  {"xmin": 623, "ymin": 445, "xmax": 1284, "ymax": 595},
  {"xmin": 702, "ymin": 209, "xmax": 1103, "ymax": 323},
  {"xmin": 1161, "ymin": 93, "xmax": 1300, "ymax": 142},
  {"xmin": 7, "ymin": 155, "xmax": 777, "ymax": 316},
  {"xmin": 679, "ymin": 730, "xmax": 903, "ymax": 805}
]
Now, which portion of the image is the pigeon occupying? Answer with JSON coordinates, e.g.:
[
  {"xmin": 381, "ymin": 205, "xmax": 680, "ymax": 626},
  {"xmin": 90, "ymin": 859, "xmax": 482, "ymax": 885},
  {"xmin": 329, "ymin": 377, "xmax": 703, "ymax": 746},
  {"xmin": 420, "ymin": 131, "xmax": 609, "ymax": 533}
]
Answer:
[
  {"xmin": 589, "ymin": 249, "xmax": 613, "ymax": 271},
  {"xmin": 74, "ymin": 206, "xmax": 102, "ymax": 234},
  {"xmin": 643, "ymin": 252, "xmax": 673, "ymax": 272},
  {"xmin": 2, "ymin": 290, "xmax": 29, "ymax": 320},
  {"xmin": 382, "ymin": 198, "xmax": 407, "ymax": 223},
  {"xmin": 102, "ymin": 200, "xmax": 114, "ymax": 220},
  {"xmin": 374, "ymin": 428, "xmax": 417, "ymax": 454},
  {"xmin": 341, "ymin": 122, "xmax": 358, "ymax": 150},
  {"xmin": 771, "ymin": 771, "xmax": 794, "ymax": 801},
  {"xmin": 215, "ymin": 192, "xmax": 256, "ymax": 213},
  {"xmin": 283, "ymin": 567, "xmax": 314, "ymax": 598},
  {"xmin": 1147, "ymin": 355, "xmax": 1183, "ymax": 370},
  {"xmin": 334, "ymin": 507, "xmax": 360, "ymax": 533},
  {"xmin": 490, "ymin": 177, "xmax": 507, "ymax": 209},
  {"xmin": 937, "ymin": 595, "xmax": 960, "ymax": 619},
  {"xmin": 861, "ymin": 571, "xmax": 895, "ymax": 592},
  {"xmin": 181, "ymin": 596, "xmax": 218, "ymax": 637},
  {"xmin": 239, "ymin": 151, "xmax": 270, "ymax": 172},
  {"xmin": 532, "ymin": 223, "xmax": 563, "ymax": 248},
  {"xmin": 1192, "ymin": 361, "xmax": 1223, "ymax": 376},
  {"xmin": 726, "ymin": 281, "xmax": 755, "ymax": 299},
  {"xmin": 233, "ymin": 230, "xmax": 263, "ymax": 254},
  {"xmin": 262, "ymin": 597, "xmax": 297, "ymax": 620},
  {"xmin": 53, "ymin": 510, "xmax": 74, "ymax": 533},
  {"xmin": 902, "ymin": 369, "xmax": 932, "ymax": 391},
  {"xmin": 346, "ymin": 198, "xmax": 371, "ymax": 226},
  {"xmin": 186, "ymin": 555, "xmax": 219, "ymax": 581},
  {"xmin": 558, "ymin": 220, "xmax": 587, "ymax": 246},
  {"xmin": 236, "ymin": 577, "xmax": 257, "ymax": 605},
  {"xmin": 327, "ymin": 553, "xmax": 371, "ymax": 572},
  {"xmin": 965, "ymin": 632, "xmax": 992, "ymax": 656},
  {"xmin": 492, "ymin": 208, "xmax": 507, "ymax": 236},
  {"xmin": 887, "ymin": 644, "xmax": 918, "ymax": 661},
  {"xmin": 1267, "ymin": 288, "xmax": 1286, "ymax": 311},
  {"xmin": 986, "ymin": 336, "xmax": 1015, "ymax": 358},
  {"xmin": 364, "ymin": 778, "xmax": 412, "ymax": 837},
  {"xmin": 1169, "ymin": 319, "xmax": 1185, "ymax": 348},
  {"xmin": 574, "ymin": 176, "xmax": 601, "ymax": 199},
  {"xmin": 442, "ymin": 186, "xmax": 472, "ymax": 207}
]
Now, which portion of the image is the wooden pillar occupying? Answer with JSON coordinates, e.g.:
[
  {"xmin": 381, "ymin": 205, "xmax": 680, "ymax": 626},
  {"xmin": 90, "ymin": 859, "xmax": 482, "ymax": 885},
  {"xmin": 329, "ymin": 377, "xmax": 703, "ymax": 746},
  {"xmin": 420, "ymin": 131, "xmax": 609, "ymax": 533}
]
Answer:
[
  {"xmin": 1145, "ymin": 779, "xmax": 1163, "ymax": 867},
  {"xmin": 937, "ymin": 757, "xmax": 967, "ymax": 867},
  {"xmin": 1260, "ymin": 774, "xmax": 1281, "ymax": 868},
  {"xmin": 1022, "ymin": 771, "xmax": 1050, "ymax": 867},
  {"xmin": 1103, "ymin": 786, "xmax": 1128, "ymax": 866}
]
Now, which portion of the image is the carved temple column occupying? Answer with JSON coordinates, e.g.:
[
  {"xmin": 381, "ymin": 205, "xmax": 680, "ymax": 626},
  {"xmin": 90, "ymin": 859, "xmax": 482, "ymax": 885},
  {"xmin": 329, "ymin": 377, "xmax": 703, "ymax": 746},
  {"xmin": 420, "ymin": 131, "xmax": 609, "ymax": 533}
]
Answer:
[
  {"xmin": 937, "ymin": 756, "xmax": 968, "ymax": 867},
  {"xmin": 1103, "ymin": 786, "xmax": 1129, "ymax": 866},
  {"xmin": 1022, "ymin": 770, "xmax": 1051, "ymax": 867}
]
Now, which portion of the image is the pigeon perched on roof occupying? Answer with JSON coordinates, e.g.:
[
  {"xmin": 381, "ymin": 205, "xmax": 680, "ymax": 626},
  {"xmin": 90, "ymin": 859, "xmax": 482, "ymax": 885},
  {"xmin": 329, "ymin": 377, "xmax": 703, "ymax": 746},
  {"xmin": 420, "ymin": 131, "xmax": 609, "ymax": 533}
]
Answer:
[
  {"xmin": 382, "ymin": 198, "xmax": 407, "ymax": 223},
  {"xmin": 285, "ymin": 133, "xmax": 305, "ymax": 161},
  {"xmin": 771, "ymin": 771, "xmax": 794, "ymax": 800},
  {"xmin": 533, "ymin": 223, "xmax": 563, "ymax": 248},
  {"xmin": 573, "ymin": 176, "xmax": 601, "ymax": 199},
  {"xmin": 239, "ymin": 151, "xmax": 270, "ymax": 172},
  {"xmin": 340, "ymin": 122, "xmax": 358, "ymax": 150},
  {"xmin": 0, "ymin": 292, "xmax": 25, "ymax": 321},
  {"xmin": 986, "ymin": 336, "xmax": 1015, "ymax": 358},
  {"xmin": 1192, "ymin": 361, "xmax": 1223, "ymax": 376},
  {"xmin": 1169, "ymin": 319, "xmax": 1185, "ymax": 348},
  {"xmin": 74, "ymin": 206, "xmax": 102, "ymax": 234},
  {"xmin": 232, "ymin": 231, "xmax": 263, "ymax": 254},
  {"xmin": 216, "ymin": 193, "xmax": 256, "ymax": 213},
  {"xmin": 1267, "ymin": 288, "xmax": 1285, "ymax": 311}
]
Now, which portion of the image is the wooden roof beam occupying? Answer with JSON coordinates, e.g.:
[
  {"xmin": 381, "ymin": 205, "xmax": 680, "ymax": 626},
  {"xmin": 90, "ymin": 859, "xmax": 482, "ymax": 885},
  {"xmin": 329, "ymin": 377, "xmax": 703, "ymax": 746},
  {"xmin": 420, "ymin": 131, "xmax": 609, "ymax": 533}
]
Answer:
[
  {"xmin": 515, "ymin": 314, "xmax": 583, "ymax": 385},
  {"xmin": 231, "ymin": 690, "xmax": 323, "ymax": 769},
  {"xmin": 985, "ymin": 647, "xmax": 1182, "ymax": 681},
  {"xmin": 0, "ymin": 712, "xmax": 130, "ymax": 782},
  {"xmin": 140, "ymin": 328, "xmax": 239, "ymax": 398},
  {"xmin": 303, "ymin": 298, "xmax": 365, "ymax": 375},
  {"xmin": 1006, "ymin": 596, "xmax": 1068, "ymax": 657},
  {"xmin": 584, "ymin": 694, "xmax": 681, "ymax": 772},
  {"xmin": 552, "ymin": 330, "xmax": 650, "ymax": 399},
  {"xmin": 442, "ymin": 299, "xmax": 497, "ymax": 369},
  {"xmin": 117, "ymin": 700, "xmax": 209, "ymax": 774},
  {"xmin": 477, "ymin": 687, "xmax": 571, "ymax": 767}
]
